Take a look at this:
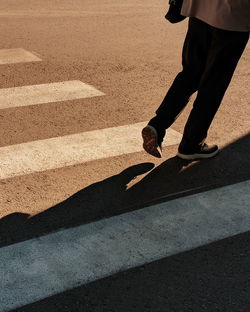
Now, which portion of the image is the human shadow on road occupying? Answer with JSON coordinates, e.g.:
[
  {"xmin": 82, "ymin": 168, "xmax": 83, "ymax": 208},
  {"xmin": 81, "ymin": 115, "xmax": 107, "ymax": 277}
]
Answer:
[
  {"xmin": 0, "ymin": 133, "xmax": 249, "ymax": 247},
  {"xmin": 0, "ymin": 162, "xmax": 155, "ymax": 247}
]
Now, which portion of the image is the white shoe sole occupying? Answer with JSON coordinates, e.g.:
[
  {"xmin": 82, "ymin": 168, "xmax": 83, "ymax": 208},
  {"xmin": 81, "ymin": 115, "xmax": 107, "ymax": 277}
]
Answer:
[{"xmin": 177, "ymin": 148, "xmax": 219, "ymax": 160}]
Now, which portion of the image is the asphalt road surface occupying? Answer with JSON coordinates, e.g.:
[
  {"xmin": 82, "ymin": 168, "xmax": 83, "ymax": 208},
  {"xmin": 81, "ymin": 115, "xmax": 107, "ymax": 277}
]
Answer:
[{"xmin": 0, "ymin": 1, "xmax": 249, "ymax": 311}]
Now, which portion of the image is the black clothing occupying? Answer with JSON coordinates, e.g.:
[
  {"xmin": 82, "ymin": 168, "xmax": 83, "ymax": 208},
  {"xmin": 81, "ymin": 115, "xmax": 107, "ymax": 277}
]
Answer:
[{"xmin": 149, "ymin": 17, "xmax": 249, "ymax": 149}]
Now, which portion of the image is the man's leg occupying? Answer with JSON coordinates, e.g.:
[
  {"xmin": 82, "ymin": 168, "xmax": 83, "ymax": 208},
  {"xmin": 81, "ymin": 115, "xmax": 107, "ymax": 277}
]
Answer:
[
  {"xmin": 142, "ymin": 18, "xmax": 212, "ymax": 157},
  {"xmin": 178, "ymin": 27, "xmax": 249, "ymax": 159}
]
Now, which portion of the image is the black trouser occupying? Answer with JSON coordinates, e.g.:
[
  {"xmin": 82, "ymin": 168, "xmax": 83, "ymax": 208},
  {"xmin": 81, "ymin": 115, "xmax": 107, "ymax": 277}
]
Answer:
[{"xmin": 149, "ymin": 17, "xmax": 249, "ymax": 148}]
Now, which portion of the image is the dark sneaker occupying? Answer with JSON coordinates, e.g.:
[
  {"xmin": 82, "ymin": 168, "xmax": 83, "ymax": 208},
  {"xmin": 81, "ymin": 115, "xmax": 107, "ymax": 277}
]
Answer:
[
  {"xmin": 177, "ymin": 143, "xmax": 219, "ymax": 160},
  {"xmin": 142, "ymin": 125, "xmax": 162, "ymax": 158}
]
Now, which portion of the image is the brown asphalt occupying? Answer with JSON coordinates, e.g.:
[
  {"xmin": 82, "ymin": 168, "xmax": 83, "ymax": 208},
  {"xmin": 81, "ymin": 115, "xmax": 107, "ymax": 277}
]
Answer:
[
  {"xmin": 0, "ymin": 1, "xmax": 250, "ymax": 311},
  {"xmin": 1, "ymin": 0, "xmax": 249, "ymax": 227},
  {"xmin": 0, "ymin": 0, "xmax": 249, "ymax": 222}
]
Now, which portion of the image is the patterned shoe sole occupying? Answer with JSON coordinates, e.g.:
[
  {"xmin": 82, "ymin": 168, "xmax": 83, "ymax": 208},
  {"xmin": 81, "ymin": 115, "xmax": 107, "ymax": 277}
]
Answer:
[{"xmin": 142, "ymin": 126, "xmax": 162, "ymax": 158}]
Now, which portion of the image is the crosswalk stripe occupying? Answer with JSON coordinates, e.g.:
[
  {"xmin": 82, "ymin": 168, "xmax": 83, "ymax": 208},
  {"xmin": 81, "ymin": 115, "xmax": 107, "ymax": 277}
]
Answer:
[
  {"xmin": 0, "ymin": 122, "xmax": 181, "ymax": 180},
  {"xmin": 0, "ymin": 48, "xmax": 42, "ymax": 64},
  {"xmin": 0, "ymin": 80, "xmax": 105, "ymax": 109},
  {"xmin": 1, "ymin": 180, "xmax": 249, "ymax": 311}
]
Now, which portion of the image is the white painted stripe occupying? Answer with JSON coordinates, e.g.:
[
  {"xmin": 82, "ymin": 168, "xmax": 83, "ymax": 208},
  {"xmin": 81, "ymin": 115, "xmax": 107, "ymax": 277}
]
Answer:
[
  {"xmin": 0, "ymin": 122, "xmax": 181, "ymax": 180},
  {"xmin": 0, "ymin": 48, "xmax": 42, "ymax": 64},
  {"xmin": 0, "ymin": 80, "xmax": 105, "ymax": 109},
  {"xmin": 1, "ymin": 180, "xmax": 249, "ymax": 311}
]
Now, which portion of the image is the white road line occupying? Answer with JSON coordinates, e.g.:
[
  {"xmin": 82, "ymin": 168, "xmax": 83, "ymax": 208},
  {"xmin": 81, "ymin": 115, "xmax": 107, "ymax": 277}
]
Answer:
[
  {"xmin": 0, "ymin": 48, "xmax": 42, "ymax": 64},
  {"xmin": 1, "ymin": 180, "xmax": 249, "ymax": 311},
  {"xmin": 0, "ymin": 122, "xmax": 181, "ymax": 180},
  {"xmin": 0, "ymin": 80, "xmax": 105, "ymax": 109}
]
